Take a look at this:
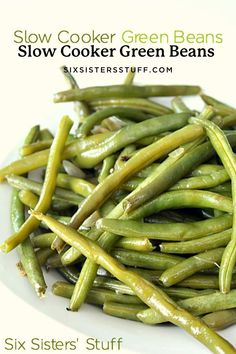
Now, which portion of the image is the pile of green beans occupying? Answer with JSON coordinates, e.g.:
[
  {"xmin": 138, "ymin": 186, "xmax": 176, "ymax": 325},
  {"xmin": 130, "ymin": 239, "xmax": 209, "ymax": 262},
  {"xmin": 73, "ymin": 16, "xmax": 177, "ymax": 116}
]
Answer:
[{"xmin": 1, "ymin": 69, "xmax": 236, "ymax": 353}]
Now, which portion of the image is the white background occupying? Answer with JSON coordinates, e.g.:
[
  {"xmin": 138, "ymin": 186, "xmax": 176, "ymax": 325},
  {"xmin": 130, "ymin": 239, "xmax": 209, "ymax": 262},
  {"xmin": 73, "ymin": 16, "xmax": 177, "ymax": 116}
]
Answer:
[{"xmin": 0, "ymin": 1, "xmax": 235, "ymax": 353}]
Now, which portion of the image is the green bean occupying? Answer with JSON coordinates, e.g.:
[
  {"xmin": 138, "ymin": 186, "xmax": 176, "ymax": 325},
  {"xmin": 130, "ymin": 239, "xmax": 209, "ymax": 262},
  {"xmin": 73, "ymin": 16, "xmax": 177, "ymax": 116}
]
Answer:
[
  {"xmin": 78, "ymin": 107, "xmax": 149, "ymax": 137},
  {"xmin": 190, "ymin": 164, "xmax": 224, "ymax": 176},
  {"xmin": 39, "ymin": 129, "xmax": 54, "ymax": 141},
  {"xmin": 121, "ymin": 177, "xmax": 143, "ymax": 191},
  {"xmin": 202, "ymin": 309, "xmax": 236, "ymax": 330},
  {"xmin": 123, "ymin": 117, "xmax": 236, "ymax": 213},
  {"xmin": 96, "ymin": 215, "xmax": 232, "ymax": 241},
  {"xmin": 36, "ymin": 248, "xmax": 56, "ymax": 266},
  {"xmin": 0, "ymin": 116, "xmax": 73, "ymax": 253},
  {"xmin": 170, "ymin": 169, "xmax": 230, "ymax": 191},
  {"xmin": 60, "ymin": 65, "xmax": 90, "ymax": 122},
  {"xmin": 11, "ymin": 189, "xmax": 47, "ymax": 297},
  {"xmin": 97, "ymin": 277, "xmax": 215, "ymax": 299},
  {"xmin": 112, "ymin": 249, "xmax": 184, "ymax": 270},
  {"xmin": 75, "ymin": 113, "xmax": 192, "ymax": 168},
  {"xmin": 70, "ymin": 123, "xmax": 204, "ymax": 229},
  {"xmin": 58, "ymin": 266, "xmax": 215, "ymax": 299},
  {"xmin": 191, "ymin": 117, "xmax": 236, "ymax": 293},
  {"xmin": 131, "ymin": 269, "xmax": 236, "ymax": 290},
  {"xmin": 18, "ymin": 189, "xmax": 71, "ymax": 230},
  {"xmin": 103, "ymin": 302, "xmax": 146, "ymax": 321},
  {"xmin": 115, "ymin": 237, "xmax": 154, "ymax": 252},
  {"xmin": 10, "ymin": 125, "xmax": 47, "ymax": 296},
  {"xmin": 98, "ymin": 154, "xmax": 117, "ymax": 183},
  {"xmin": 70, "ymin": 140, "xmax": 234, "ymax": 309},
  {"xmin": 201, "ymin": 94, "xmax": 235, "ymax": 116},
  {"xmin": 56, "ymin": 173, "xmax": 95, "ymax": 197},
  {"xmin": 22, "ymin": 125, "xmax": 40, "ymax": 145},
  {"xmin": 222, "ymin": 113, "xmax": 236, "ymax": 128},
  {"xmin": 33, "ymin": 212, "xmax": 236, "ymax": 354},
  {"xmin": 104, "ymin": 291, "xmax": 216, "ymax": 321},
  {"xmin": 114, "ymin": 144, "xmax": 136, "ymax": 171},
  {"xmin": 20, "ymin": 140, "xmax": 53, "ymax": 156},
  {"xmin": 136, "ymin": 163, "xmax": 159, "ymax": 178},
  {"xmin": 178, "ymin": 274, "xmax": 236, "ymax": 290},
  {"xmin": 123, "ymin": 144, "xmax": 192, "ymax": 208},
  {"xmin": 160, "ymin": 229, "xmax": 232, "ymax": 254},
  {"xmin": 127, "ymin": 190, "xmax": 233, "ymax": 219},
  {"xmin": 159, "ymin": 248, "xmax": 224, "ymax": 287},
  {"xmin": 46, "ymin": 251, "xmax": 66, "ymax": 268},
  {"xmin": 162, "ymin": 287, "xmax": 215, "ymax": 299},
  {"xmin": 60, "ymin": 198, "xmax": 117, "ymax": 266},
  {"xmin": 90, "ymin": 98, "xmax": 172, "ymax": 116},
  {"xmin": 7, "ymin": 175, "xmax": 84, "ymax": 206},
  {"xmin": 52, "ymin": 281, "xmax": 142, "ymax": 305},
  {"xmin": 73, "ymin": 210, "xmax": 232, "ymax": 311},
  {"xmin": 136, "ymin": 134, "xmax": 166, "ymax": 146},
  {"xmin": 18, "ymin": 189, "xmax": 40, "ymax": 208},
  {"xmin": 123, "ymin": 67, "xmax": 136, "ymax": 85},
  {"xmin": 123, "ymin": 142, "xmax": 217, "ymax": 212},
  {"xmin": 54, "ymin": 84, "xmax": 201, "ymax": 103},
  {"xmin": 138, "ymin": 290, "xmax": 236, "ymax": 325},
  {"xmin": 32, "ymin": 233, "xmax": 55, "ymax": 248},
  {"xmin": 0, "ymin": 132, "xmax": 112, "ymax": 182},
  {"xmin": 171, "ymin": 97, "xmax": 192, "ymax": 113}
]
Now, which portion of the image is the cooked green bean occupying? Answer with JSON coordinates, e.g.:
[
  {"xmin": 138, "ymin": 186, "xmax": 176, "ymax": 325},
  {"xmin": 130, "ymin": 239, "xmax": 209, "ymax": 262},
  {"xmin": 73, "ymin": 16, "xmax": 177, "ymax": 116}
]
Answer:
[
  {"xmin": 202, "ymin": 309, "xmax": 236, "ymax": 330},
  {"xmin": 98, "ymin": 154, "xmax": 117, "ymax": 183},
  {"xmin": 7, "ymin": 175, "xmax": 84, "ymax": 206},
  {"xmin": 112, "ymin": 249, "xmax": 183, "ymax": 270},
  {"xmin": 90, "ymin": 98, "xmax": 172, "ymax": 116},
  {"xmin": 52, "ymin": 281, "xmax": 142, "ymax": 305},
  {"xmin": 58, "ymin": 266, "xmax": 214, "ymax": 299},
  {"xmin": 123, "ymin": 67, "xmax": 136, "ymax": 85},
  {"xmin": 10, "ymin": 125, "xmax": 47, "ymax": 297},
  {"xmin": 11, "ymin": 188, "xmax": 47, "ymax": 297},
  {"xmin": 56, "ymin": 173, "xmax": 95, "ymax": 197},
  {"xmin": 160, "ymin": 229, "xmax": 232, "ymax": 254},
  {"xmin": 0, "ymin": 132, "xmax": 112, "ymax": 182},
  {"xmin": 60, "ymin": 65, "xmax": 90, "ymax": 122},
  {"xmin": 39, "ymin": 129, "xmax": 54, "ymax": 141},
  {"xmin": 190, "ymin": 164, "xmax": 224, "ymax": 176},
  {"xmin": 170, "ymin": 169, "xmax": 230, "ymax": 191},
  {"xmin": 32, "ymin": 233, "xmax": 55, "ymax": 248},
  {"xmin": 75, "ymin": 113, "xmax": 192, "ymax": 168},
  {"xmin": 138, "ymin": 290, "xmax": 236, "ymax": 325},
  {"xmin": 0, "ymin": 116, "xmax": 73, "ymax": 252},
  {"xmin": 70, "ymin": 123, "xmax": 204, "ymax": 229},
  {"xmin": 159, "ymin": 248, "xmax": 224, "ymax": 287},
  {"xmin": 177, "ymin": 274, "xmax": 236, "ymax": 290},
  {"xmin": 114, "ymin": 144, "xmax": 136, "ymax": 171},
  {"xmin": 54, "ymin": 84, "xmax": 201, "ymax": 103},
  {"xmin": 97, "ymin": 213, "xmax": 232, "ymax": 242},
  {"xmin": 222, "ymin": 113, "xmax": 236, "ymax": 128},
  {"xmin": 127, "ymin": 189, "xmax": 233, "ymax": 218},
  {"xmin": 36, "ymin": 248, "xmax": 56, "ymax": 266},
  {"xmin": 22, "ymin": 125, "xmax": 40, "ymax": 145},
  {"xmin": 78, "ymin": 107, "xmax": 149, "ymax": 137},
  {"xmin": 21, "ymin": 140, "xmax": 53, "ymax": 156},
  {"xmin": 201, "ymin": 94, "xmax": 235, "ymax": 116},
  {"xmin": 115, "ymin": 237, "xmax": 154, "ymax": 252},
  {"xmin": 171, "ymin": 97, "xmax": 192, "ymax": 113},
  {"xmin": 33, "ymin": 212, "xmax": 236, "ymax": 354},
  {"xmin": 191, "ymin": 117, "xmax": 236, "ymax": 293},
  {"xmin": 103, "ymin": 302, "xmax": 146, "ymax": 321}
]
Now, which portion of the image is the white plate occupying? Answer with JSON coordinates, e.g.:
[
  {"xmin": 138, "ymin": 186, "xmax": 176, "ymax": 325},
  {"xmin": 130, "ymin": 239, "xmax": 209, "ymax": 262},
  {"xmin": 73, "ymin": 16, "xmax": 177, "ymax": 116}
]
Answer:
[{"xmin": 0, "ymin": 97, "xmax": 236, "ymax": 354}]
